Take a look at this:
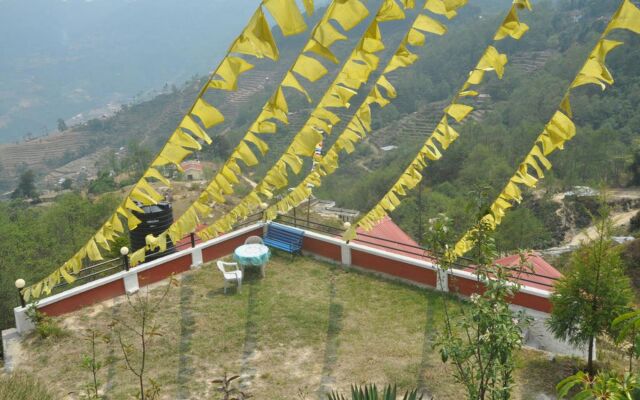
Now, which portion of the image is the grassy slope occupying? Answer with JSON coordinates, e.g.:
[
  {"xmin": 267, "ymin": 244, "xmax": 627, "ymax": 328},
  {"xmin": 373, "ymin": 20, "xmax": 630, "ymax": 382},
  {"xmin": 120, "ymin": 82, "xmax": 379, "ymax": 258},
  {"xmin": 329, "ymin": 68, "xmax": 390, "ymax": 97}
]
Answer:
[{"xmin": 14, "ymin": 255, "xmax": 577, "ymax": 399}]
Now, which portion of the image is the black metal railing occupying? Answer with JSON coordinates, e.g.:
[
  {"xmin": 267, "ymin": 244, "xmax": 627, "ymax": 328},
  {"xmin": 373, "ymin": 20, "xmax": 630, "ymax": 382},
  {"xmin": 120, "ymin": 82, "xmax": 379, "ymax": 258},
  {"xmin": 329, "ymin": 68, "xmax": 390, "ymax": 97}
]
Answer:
[{"xmin": 26, "ymin": 209, "xmax": 557, "ymax": 306}]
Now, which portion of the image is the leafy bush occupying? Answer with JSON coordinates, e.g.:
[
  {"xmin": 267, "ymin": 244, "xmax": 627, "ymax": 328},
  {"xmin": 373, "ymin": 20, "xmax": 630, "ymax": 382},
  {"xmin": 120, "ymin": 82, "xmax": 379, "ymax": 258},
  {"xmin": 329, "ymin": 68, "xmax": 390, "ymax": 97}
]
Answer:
[{"xmin": 26, "ymin": 306, "xmax": 67, "ymax": 340}]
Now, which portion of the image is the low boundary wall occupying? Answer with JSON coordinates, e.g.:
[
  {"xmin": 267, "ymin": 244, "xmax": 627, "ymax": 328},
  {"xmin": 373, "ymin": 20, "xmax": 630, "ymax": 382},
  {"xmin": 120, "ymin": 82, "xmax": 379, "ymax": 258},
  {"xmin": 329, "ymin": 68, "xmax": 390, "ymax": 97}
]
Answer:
[{"xmin": 11, "ymin": 222, "xmax": 553, "ymax": 333}]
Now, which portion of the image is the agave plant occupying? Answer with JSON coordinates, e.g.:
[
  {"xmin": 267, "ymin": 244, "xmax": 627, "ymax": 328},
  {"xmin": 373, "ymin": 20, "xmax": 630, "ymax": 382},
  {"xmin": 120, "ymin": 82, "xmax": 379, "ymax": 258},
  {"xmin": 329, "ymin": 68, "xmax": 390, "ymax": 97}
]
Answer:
[{"xmin": 327, "ymin": 384, "xmax": 423, "ymax": 400}]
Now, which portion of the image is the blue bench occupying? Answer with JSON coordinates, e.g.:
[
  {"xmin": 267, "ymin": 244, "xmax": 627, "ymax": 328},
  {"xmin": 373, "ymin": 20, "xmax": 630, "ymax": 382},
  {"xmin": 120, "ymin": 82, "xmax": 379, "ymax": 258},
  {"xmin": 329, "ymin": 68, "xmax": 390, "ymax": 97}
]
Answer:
[{"xmin": 263, "ymin": 222, "xmax": 304, "ymax": 255}]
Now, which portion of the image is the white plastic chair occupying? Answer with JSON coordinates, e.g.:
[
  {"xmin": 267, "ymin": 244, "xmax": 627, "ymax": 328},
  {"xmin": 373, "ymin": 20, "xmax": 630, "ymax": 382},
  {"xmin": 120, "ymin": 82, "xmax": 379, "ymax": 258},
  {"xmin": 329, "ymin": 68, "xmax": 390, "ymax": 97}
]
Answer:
[
  {"xmin": 217, "ymin": 261, "xmax": 243, "ymax": 294},
  {"xmin": 244, "ymin": 235, "xmax": 263, "ymax": 245}
]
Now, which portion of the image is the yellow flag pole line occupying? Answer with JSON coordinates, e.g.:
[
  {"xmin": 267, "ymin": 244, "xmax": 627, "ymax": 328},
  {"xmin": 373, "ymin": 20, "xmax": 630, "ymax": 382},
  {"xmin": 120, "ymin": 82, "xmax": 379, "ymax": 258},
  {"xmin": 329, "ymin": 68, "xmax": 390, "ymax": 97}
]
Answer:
[
  {"xmin": 194, "ymin": 0, "xmax": 419, "ymax": 241},
  {"xmin": 267, "ymin": 0, "xmax": 470, "ymax": 220},
  {"xmin": 451, "ymin": 0, "xmax": 640, "ymax": 259},
  {"xmin": 341, "ymin": 0, "xmax": 532, "ymax": 241},
  {"xmin": 22, "ymin": 0, "xmax": 316, "ymax": 301},
  {"xmin": 139, "ymin": 0, "xmax": 374, "ymax": 265}
]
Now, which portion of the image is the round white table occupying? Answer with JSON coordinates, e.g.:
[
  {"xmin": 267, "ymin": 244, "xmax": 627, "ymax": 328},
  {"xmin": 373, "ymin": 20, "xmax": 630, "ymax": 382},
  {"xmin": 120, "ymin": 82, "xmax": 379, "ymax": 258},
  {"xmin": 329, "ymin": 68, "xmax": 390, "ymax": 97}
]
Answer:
[{"xmin": 233, "ymin": 244, "xmax": 271, "ymax": 277}]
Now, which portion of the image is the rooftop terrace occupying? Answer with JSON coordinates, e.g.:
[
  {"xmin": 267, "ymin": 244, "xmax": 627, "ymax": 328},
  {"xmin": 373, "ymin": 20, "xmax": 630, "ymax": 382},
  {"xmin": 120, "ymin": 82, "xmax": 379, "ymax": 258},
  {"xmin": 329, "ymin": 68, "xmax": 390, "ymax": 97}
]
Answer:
[{"xmin": 11, "ymin": 254, "xmax": 572, "ymax": 399}]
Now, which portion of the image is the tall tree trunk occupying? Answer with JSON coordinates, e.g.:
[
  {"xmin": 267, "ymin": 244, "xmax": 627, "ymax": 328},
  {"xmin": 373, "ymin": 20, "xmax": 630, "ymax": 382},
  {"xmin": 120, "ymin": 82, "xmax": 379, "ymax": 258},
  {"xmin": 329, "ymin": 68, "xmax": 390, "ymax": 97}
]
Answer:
[{"xmin": 588, "ymin": 335, "xmax": 594, "ymax": 375}]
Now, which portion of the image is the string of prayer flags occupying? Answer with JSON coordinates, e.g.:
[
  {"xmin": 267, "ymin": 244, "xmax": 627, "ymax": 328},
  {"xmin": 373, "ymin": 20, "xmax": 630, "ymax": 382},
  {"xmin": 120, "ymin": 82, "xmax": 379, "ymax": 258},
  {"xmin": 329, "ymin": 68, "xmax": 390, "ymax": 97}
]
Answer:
[
  {"xmin": 23, "ymin": 0, "xmax": 315, "ymax": 300},
  {"xmin": 199, "ymin": 0, "xmax": 416, "ymax": 241},
  {"xmin": 345, "ymin": 0, "xmax": 529, "ymax": 241},
  {"xmin": 452, "ymin": 0, "xmax": 640, "ymax": 258},
  {"xmin": 141, "ymin": 0, "xmax": 374, "ymax": 257}
]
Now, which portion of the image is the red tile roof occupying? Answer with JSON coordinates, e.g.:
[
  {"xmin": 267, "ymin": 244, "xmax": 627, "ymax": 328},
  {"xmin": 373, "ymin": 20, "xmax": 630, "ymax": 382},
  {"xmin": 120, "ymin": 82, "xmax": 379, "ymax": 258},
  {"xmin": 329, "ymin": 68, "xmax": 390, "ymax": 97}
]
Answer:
[
  {"xmin": 494, "ymin": 252, "xmax": 562, "ymax": 291},
  {"xmin": 353, "ymin": 216, "xmax": 431, "ymax": 260}
]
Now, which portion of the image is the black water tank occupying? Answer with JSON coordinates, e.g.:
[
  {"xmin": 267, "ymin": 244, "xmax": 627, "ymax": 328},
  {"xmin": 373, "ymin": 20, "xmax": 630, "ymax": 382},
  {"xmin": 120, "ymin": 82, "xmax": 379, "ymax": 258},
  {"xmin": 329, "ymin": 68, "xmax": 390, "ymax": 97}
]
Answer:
[{"xmin": 129, "ymin": 202, "xmax": 176, "ymax": 261}]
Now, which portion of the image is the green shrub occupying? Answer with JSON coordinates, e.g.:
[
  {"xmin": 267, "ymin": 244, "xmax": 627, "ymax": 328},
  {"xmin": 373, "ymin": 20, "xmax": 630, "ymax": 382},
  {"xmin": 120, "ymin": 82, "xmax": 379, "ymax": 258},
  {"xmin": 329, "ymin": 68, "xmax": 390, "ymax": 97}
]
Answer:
[{"xmin": 26, "ymin": 306, "xmax": 67, "ymax": 340}]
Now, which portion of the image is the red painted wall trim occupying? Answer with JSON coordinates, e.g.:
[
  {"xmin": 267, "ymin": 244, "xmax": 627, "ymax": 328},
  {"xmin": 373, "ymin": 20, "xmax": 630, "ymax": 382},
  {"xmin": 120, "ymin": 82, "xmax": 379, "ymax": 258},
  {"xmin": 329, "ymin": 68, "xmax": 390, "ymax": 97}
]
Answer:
[
  {"xmin": 138, "ymin": 255, "xmax": 191, "ymax": 287},
  {"xmin": 351, "ymin": 249, "xmax": 438, "ymax": 287},
  {"xmin": 448, "ymin": 274, "xmax": 485, "ymax": 297},
  {"xmin": 39, "ymin": 279, "xmax": 125, "ymax": 316},
  {"xmin": 201, "ymin": 228, "xmax": 263, "ymax": 262},
  {"xmin": 303, "ymin": 237, "xmax": 342, "ymax": 262},
  {"xmin": 511, "ymin": 291, "xmax": 553, "ymax": 313}
]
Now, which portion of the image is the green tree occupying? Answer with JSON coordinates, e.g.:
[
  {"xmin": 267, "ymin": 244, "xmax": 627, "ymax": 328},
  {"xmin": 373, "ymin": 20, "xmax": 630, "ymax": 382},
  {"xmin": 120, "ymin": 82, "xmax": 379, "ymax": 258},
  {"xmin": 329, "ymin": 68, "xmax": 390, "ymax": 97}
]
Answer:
[
  {"xmin": 429, "ymin": 213, "xmax": 528, "ymax": 400},
  {"xmin": 11, "ymin": 170, "xmax": 38, "ymax": 200},
  {"xmin": 494, "ymin": 207, "xmax": 552, "ymax": 252},
  {"xmin": 548, "ymin": 206, "xmax": 633, "ymax": 374},
  {"xmin": 57, "ymin": 118, "xmax": 68, "ymax": 132}
]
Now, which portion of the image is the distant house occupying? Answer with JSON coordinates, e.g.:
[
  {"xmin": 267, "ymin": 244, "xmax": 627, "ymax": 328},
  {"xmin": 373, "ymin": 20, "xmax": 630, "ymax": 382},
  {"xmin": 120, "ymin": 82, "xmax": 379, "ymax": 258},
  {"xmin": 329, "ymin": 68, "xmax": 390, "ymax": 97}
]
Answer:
[{"xmin": 181, "ymin": 160, "xmax": 204, "ymax": 181}]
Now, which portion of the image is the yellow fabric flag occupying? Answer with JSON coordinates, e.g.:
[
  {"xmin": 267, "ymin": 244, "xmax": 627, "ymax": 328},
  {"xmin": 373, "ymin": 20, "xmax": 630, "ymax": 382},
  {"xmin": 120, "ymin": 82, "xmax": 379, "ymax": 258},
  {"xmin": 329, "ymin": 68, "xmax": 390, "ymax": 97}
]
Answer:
[
  {"xmin": 282, "ymin": 71, "xmax": 312, "ymax": 102},
  {"xmin": 304, "ymin": 40, "xmax": 339, "ymax": 64},
  {"xmin": 313, "ymin": 108, "xmax": 340, "ymax": 125},
  {"xmin": 250, "ymin": 119, "xmax": 277, "ymax": 134},
  {"xmin": 314, "ymin": 20, "xmax": 348, "ymax": 47},
  {"xmin": 445, "ymin": 103, "xmax": 473, "ymax": 122},
  {"xmin": 476, "ymin": 45, "xmax": 508, "ymax": 78},
  {"xmin": 231, "ymin": 7, "xmax": 279, "ymax": 60},
  {"xmin": 180, "ymin": 115, "xmax": 213, "ymax": 144},
  {"xmin": 245, "ymin": 132, "xmax": 269, "ymax": 155},
  {"xmin": 376, "ymin": 0, "xmax": 405, "ymax": 22},
  {"xmin": 302, "ymin": 0, "xmax": 314, "ymax": 15},
  {"xmin": 494, "ymin": 6, "xmax": 528, "ymax": 40},
  {"xmin": 171, "ymin": 129, "xmax": 202, "ymax": 150},
  {"xmin": 605, "ymin": 0, "xmax": 640, "ymax": 35},
  {"xmin": 328, "ymin": 0, "xmax": 369, "ymax": 31},
  {"xmin": 264, "ymin": 0, "xmax": 307, "ymax": 36},
  {"xmin": 412, "ymin": 14, "xmax": 447, "ymax": 35},
  {"xmin": 137, "ymin": 178, "xmax": 164, "ymax": 202},
  {"xmin": 60, "ymin": 265, "xmax": 76, "ymax": 284},
  {"xmin": 424, "ymin": 0, "xmax": 465, "ymax": 19},
  {"xmin": 236, "ymin": 141, "xmax": 259, "ymax": 166},
  {"xmin": 144, "ymin": 168, "xmax": 170, "ymax": 186},
  {"xmin": 209, "ymin": 56, "xmax": 254, "ymax": 90},
  {"xmin": 129, "ymin": 248, "xmax": 146, "ymax": 267},
  {"xmin": 153, "ymin": 142, "xmax": 192, "ymax": 167},
  {"xmin": 293, "ymin": 54, "xmax": 329, "ymax": 82},
  {"xmin": 377, "ymin": 75, "xmax": 397, "ymax": 98},
  {"xmin": 362, "ymin": 22, "xmax": 385, "ymax": 53},
  {"xmin": 86, "ymin": 239, "xmax": 103, "ymax": 262},
  {"xmin": 384, "ymin": 45, "xmax": 419, "ymax": 73},
  {"xmin": 407, "ymin": 28, "xmax": 426, "ymax": 46},
  {"xmin": 191, "ymin": 98, "xmax": 224, "ymax": 129}
]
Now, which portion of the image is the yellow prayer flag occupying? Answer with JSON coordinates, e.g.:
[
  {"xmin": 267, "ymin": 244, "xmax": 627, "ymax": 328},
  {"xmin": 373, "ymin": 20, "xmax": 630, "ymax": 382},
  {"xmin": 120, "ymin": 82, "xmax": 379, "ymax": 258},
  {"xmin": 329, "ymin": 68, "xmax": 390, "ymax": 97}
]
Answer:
[
  {"xmin": 302, "ymin": 0, "xmax": 314, "ymax": 15},
  {"xmin": 376, "ymin": 0, "xmax": 405, "ymax": 22},
  {"xmin": 236, "ymin": 141, "xmax": 259, "ymax": 166},
  {"xmin": 209, "ymin": 56, "xmax": 254, "ymax": 91},
  {"xmin": 445, "ymin": 103, "xmax": 473, "ymax": 122},
  {"xmin": 292, "ymin": 54, "xmax": 329, "ymax": 82},
  {"xmin": 231, "ymin": 7, "xmax": 279, "ymax": 60},
  {"xmin": 86, "ymin": 239, "xmax": 103, "ymax": 262},
  {"xmin": 314, "ymin": 20, "xmax": 347, "ymax": 47},
  {"xmin": 362, "ymin": 22, "xmax": 385, "ymax": 53},
  {"xmin": 376, "ymin": 75, "xmax": 397, "ymax": 98},
  {"xmin": 144, "ymin": 167, "xmax": 170, "ymax": 186},
  {"xmin": 304, "ymin": 40, "xmax": 339, "ymax": 64},
  {"xmin": 383, "ymin": 44, "xmax": 418, "ymax": 73},
  {"xmin": 153, "ymin": 142, "xmax": 192, "ymax": 167},
  {"xmin": 180, "ymin": 115, "xmax": 212, "ymax": 144},
  {"xmin": 245, "ymin": 132, "xmax": 269, "ymax": 155},
  {"xmin": 171, "ymin": 129, "xmax": 202, "ymax": 150},
  {"xmin": 264, "ymin": 0, "xmax": 307, "ymax": 36},
  {"xmin": 129, "ymin": 248, "xmax": 146, "ymax": 267},
  {"xmin": 282, "ymin": 71, "xmax": 312, "ymax": 102},
  {"xmin": 406, "ymin": 28, "xmax": 426, "ymax": 46},
  {"xmin": 412, "ymin": 14, "xmax": 447, "ymax": 35},
  {"xmin": 494, "ymin": 6, "xmax": 529, "ymax": 40},
  {"xmin": 605, "ymin": 0, "xmax": 640, "ymax": 35},
  {"xmin": 328, "ymin": 0, "xmax": 369, "ymax": 31},
  {"xmin": 191, "ymin": 98, "xmax": 224, "ymax": 129}
]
